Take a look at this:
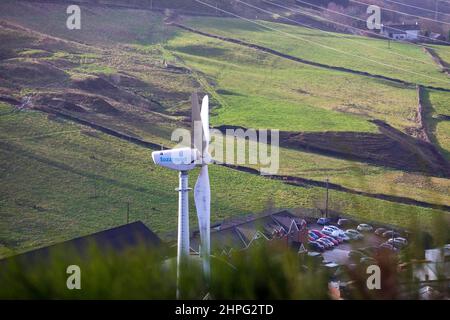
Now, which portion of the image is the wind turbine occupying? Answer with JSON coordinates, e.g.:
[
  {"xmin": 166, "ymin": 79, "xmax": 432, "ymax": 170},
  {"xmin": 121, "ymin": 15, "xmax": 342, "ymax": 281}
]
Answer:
[{"xmin": 151, "ymin": 92, "xmax": 212, "ymax": 298}]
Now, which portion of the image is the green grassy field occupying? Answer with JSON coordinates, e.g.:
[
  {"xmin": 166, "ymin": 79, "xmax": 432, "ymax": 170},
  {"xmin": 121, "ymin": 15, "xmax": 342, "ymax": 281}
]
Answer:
[
  {"xmin": 166, "ymin": 32, "xmax": 419, "ymax": 133},
  {"xmin": 184, "ymin": 17, "xmax": 450, "ymax": 90}
]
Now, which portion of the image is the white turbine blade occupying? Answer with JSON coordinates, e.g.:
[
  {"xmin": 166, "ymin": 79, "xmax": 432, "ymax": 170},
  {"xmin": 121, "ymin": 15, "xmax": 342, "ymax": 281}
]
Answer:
[
  {"xmin": 191, "ymin": 92, "xmax": 203, "ymax": 151},
  {"xmin": 201, "ymin": 95, "xmax": 209, "ymax": 152},
  {"xmin": 194, "ymin": 165, "xmax": 211, "ymax": 278}
]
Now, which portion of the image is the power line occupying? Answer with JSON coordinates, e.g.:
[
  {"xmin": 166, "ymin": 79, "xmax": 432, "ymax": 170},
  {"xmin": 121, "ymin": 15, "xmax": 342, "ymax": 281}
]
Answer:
[
  {"xmin": 348, "ymin": 0, "xmax": 450, "ymax": 26},
  {"xmin": 220, "ymin": 0, "xmax": 450, "ymax": 85},
  {"xmin": 294, "ymin": 0, "xmax": 450, "ymax": 46},
  {"xmin": 265, "ymin": 0, "xmax": 436, "ymax": 67}
]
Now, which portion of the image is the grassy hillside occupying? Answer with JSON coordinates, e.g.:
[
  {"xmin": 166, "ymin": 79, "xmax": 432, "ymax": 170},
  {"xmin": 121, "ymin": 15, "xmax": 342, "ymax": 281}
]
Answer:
[
  {"xmin": 184, "ymin": 17, "xmax": 450, "ymax": 90},
  {"xmin": 166, "ymin": 31, "xmax": 419, "ymax": 133}
]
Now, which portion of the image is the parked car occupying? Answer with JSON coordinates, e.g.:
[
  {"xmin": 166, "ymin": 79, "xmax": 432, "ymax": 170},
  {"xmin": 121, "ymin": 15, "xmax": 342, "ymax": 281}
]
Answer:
[
  {"xmin": 326, "ymin": 225, "xmax": 340, "ymax": 231},
  {"xmin": 308, "ymin": 241, "xmax": 325, "ymax": 252},
  {"xmin": 321, "ymin": 226, "xmax": 335, "ymax": 236},
  {"xmin": 308, "ymin": 231, "xmax": 319, "ymax": 240},
  {"xmin": 387, "ymin": 238, "xmax": 408, "ymax": 248},
  {"xmin": 320, "ymin": 238, "xmax": 336, "ymax": 248},
  {"xmin": 374, "ymin": 227, "xmax": 387, "ymax": 236},
  {"xmin": 331, "ymin": 230, "xmax": 350, "ymax": 242},
  {"xmin": 357, "ymin": 223, "xmax": 373, "ymax": 232},
  {"xmin": 345, "ymin": 229, "xmax": 364, "ymax": 240},
  {"xmin": 317, "ymin": 217, "xmax": 331, "ymax": 225},
  {"xmin": 330, "ymin": 234, "xmax": 343, "ymax": 243},
  {"xmin": 382, "ymin": 230, "xmax": 401, "ymax": 239},
  {"xmin": 316, "ymin": 238, "xmax": 333, "ymax": 249},
  {"xmin": 392, "ymin": 237, "xmax": 408, "ymax": 246},
  {"xmin": 322, "ymin": 235, "xmax": 339, "ymax": 245},
  {"xmin": 310, "ymin": 229, "xmax": 326, "ymax": 238}
]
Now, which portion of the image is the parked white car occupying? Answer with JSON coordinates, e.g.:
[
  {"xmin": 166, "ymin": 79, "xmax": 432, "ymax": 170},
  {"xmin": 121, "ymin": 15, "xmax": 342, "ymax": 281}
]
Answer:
[
  {"xmin": 357, "ymin": 223, "xmax": 373, "ymax": 232},
  {"xmin": 388, "ymin": 237, "xmax": 408, "ymax": 247},
  {"xmin": 331, "ymin": 230, "xmax": 350, "ymax": 242},
  {"xmin": 321, "ymin": 226, "xmax": 335, "ymax": 236}
]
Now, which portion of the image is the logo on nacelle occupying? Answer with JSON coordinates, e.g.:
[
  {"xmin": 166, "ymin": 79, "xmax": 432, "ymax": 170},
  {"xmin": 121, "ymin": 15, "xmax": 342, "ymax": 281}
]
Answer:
[{"xmin": 152, "ymin": 147, "xmax": 197, "ymax": 171}]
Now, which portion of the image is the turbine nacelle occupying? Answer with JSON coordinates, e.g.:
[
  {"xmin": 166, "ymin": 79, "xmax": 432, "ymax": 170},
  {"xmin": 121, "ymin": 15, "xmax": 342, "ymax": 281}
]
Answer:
[{"xmin": 151, "ymin": 147, "xmax": 198, "ymax": 171}]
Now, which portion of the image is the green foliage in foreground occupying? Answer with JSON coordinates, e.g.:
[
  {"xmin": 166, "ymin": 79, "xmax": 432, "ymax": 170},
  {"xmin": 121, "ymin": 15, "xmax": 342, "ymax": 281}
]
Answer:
[
  {"xmin": 0, "ymin": 212, "xmax": 448, "ymax": 300},
  {"xmin": 0, "ymin": 243, "xmax": 329, "ymax": 299}
]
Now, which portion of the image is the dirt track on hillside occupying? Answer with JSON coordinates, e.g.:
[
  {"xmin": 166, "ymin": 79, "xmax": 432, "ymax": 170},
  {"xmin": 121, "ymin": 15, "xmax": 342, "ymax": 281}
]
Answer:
[{"xmin": 171, "ymin": 22, "xmax": 450, "ymax": 93}]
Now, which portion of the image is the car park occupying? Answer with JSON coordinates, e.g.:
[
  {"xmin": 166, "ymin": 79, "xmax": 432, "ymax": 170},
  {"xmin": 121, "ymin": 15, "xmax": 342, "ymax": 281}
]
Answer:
[
  {"xmin": 345, "ymin": 229, "xmax": 364, "ymax": 241},
  {"xmin": 357, "ymin": 224, "xmax": 373, "ymax": 232},
  {"xmin": 374, "ymin": 227, "xmax": 387, "ymax": 236},
  {"xmin": 317, "ymin": 217, "xmax": 331, "ymax": 225}
]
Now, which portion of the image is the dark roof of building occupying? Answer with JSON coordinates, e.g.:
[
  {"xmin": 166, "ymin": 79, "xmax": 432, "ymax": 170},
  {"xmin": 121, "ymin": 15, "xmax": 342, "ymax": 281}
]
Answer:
[
  {"xmin": 1, "ymin": 221, "xmax": 161, "ymax": 265},
  {"xmin": 191, "ymin": 210, "xmax": 306, "ymax": 253}
]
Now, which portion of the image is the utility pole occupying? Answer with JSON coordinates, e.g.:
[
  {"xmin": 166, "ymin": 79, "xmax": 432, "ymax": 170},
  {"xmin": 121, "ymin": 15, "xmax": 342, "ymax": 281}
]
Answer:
[
  {"xmin": 435, "ymin": 0, "xmax": 439, "ymax": 20},
  {"xmin": 325, "ymin": 178, "xmax": 329, "ymax": 218},
  {"xmin": 126, "ymin": 201, "xmax": 130, "ymax": 224}
]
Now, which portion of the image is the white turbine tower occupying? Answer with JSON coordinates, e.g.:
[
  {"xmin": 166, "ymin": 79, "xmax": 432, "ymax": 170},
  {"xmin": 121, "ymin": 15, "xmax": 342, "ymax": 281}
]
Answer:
[{"xmin": 151, "ymin": 92, "xmax": 212, "ymax": 298}]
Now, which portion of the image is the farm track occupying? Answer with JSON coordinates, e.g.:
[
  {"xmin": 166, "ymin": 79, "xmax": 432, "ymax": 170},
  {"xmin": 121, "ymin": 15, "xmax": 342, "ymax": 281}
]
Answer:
[
  {"xmin": 171, "ymin": 22, "xmax": 450, "ymax": 93},
  {"xmin": 29, "ymin": 106, "xmax": 450, "ymax": 212}
]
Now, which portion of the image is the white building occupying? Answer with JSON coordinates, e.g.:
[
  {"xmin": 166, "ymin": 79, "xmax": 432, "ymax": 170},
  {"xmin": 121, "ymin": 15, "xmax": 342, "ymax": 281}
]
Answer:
[
  {"xmin": 381, "ymin": 23, "xmax": 421, "ymax": 41},
  {"xmin": 414, "ymin": 244, "xmax": 450, "ymax": 282}
]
